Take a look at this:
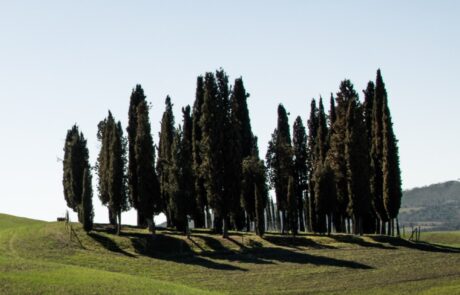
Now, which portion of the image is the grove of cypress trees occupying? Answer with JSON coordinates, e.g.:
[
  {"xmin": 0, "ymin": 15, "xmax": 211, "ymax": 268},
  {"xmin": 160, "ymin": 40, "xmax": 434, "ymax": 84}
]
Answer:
[
  {"xmin": 127, "ymin": 85, "xmax": 147, "ymax": 227},
  {"xmin": 292, "ymin": 116, "xmax": 307, "ymax": 232},
  {"xmin": 134, "ymin": 100, "xmax": 161, "ymax": 231},
  {"xmin": 157, "ymin": 96, "xmax": 176, "ymax": 228}
]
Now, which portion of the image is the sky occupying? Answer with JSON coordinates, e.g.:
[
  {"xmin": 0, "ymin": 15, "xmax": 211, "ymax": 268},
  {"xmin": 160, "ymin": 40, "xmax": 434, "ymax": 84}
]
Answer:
[{"xmin": 0, "ymin": 1, "xmax": 459, "ymax": 224}]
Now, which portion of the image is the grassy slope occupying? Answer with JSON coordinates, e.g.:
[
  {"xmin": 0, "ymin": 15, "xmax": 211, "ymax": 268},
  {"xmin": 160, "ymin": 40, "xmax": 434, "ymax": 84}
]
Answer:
[{"xmin": 0, "ymin": 213, "xmax": 459, "ymax": 295}]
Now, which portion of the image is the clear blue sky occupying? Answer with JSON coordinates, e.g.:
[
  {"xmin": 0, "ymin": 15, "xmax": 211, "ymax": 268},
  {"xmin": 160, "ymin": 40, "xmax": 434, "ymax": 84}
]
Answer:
[{"xmin": 0, "ymin": 1, "xmax": 459, "ymax": 224}]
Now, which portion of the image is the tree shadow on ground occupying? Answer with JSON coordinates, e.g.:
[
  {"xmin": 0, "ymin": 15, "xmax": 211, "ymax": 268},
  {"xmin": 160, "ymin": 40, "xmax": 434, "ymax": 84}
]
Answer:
[
  {"xmin": 369, "ymin": 236, "xmax": 460, "ymax": 253},
  {"xmin": 263, "ymin": 235, "xmax": 336, "ymax": 249},
  {"xmin": 327, "ymin": 235, "xmax": 396, "ymax": 250},
  {"xmin": 87, "ymin": 232, "xmax": 136, "ymax": 258}
]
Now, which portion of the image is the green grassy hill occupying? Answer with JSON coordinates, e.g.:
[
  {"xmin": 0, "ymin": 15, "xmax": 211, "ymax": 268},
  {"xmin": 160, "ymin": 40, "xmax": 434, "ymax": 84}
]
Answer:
[
  {"xmin": 400, "ymin": 180, "xmax": 460, "ymax": 230},
  {"xmin": 1, "ymin": 213, "xmax": 459, "ymax": 294}
]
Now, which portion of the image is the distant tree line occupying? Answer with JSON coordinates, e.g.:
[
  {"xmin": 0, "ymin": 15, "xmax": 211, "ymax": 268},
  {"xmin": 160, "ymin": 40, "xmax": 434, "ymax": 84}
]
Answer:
[{"xmin": 62, "ymin": 69, "xmax": 401, "ymax": 238}]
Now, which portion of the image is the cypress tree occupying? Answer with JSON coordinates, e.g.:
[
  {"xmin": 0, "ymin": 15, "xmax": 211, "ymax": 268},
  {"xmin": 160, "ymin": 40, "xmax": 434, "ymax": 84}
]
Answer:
[
  {"xmin": 157, "ymin": 96, "xmax": 176, "ymax": 228},
  {"xmin": 81, "ymin": 167, "xmax": 94, "ymax": 232},
  {"xmin": 266, "ymin": 104, "xmax": 292, "ymax": 234},
  {"xmin": 306, "ymin": 99, "xmax": 318, "ymax": 232},
  {"xmin": 96, "ymin": 116, "xmax": 112, "ymax": 224},
  {"xmin": 345, "ymin": 98, "xmax": 371, "ymax": 235},
  {"xmin": 134, "ymin": 100, "xmax": 161, "ymax": 231},
  {"xmin": 169, "ymin": 128, "xmax": 189, "ymax": 233},
  {"xmin": 314, "ymin": 160, "xmax": 336, "ymax": 235},
  {"xmin": 292, "ymin": 116, "xmax": 307, "ymax": 232},
  {"xmin": 382, "ymin": 94, "xmax": 402, "ymax": 236},
  {"xmin": 327, "ymin": 81, "xmax": 358, "ymax": 233},
  {"xmin": 62, "ymin": 125, "xmax": 89, "ymax": 222},
  {"xmin": 200, "ymin": 72, "xmax": 229, "ymax": 237},
  {"xmin": 181, "ymin": 105, "xmax": 197, "ymax": 229},
  {"xmin": 97, "ymin": 112, "xmax": 129, "ymax": 231},
  {"xmin": 108, "ymin": 121, "xmax": 129, "ymax": 234},
  {"xmin": 127, "ymin": 85, "xmax": 147, "ymax": 227},
  {"xmin": 312, "ymin": 98, "xmax": 330, "ymax": 234},
  {"xmin": 192, "ymin": 76, "xmax": 207, "ymax": 228},
  {"xmin": 362, "ymin": 81, "xmax": 377, "ymax": 234},
  {"xmin": 371, "ymin": 70, "xmax": 388, "ymax": 234}
]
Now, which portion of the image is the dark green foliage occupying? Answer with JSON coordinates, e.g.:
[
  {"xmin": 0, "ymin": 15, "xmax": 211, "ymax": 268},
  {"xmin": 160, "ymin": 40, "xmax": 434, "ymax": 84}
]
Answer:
[
  {"xmin": 200, "ymin": 71, "xmax": 229, "ymax": 236},
  {"xmin": 134, "ymin": 101, "xmax": 161, "ymax": 226},
  {"xmin": 192, "ymin": 76, "xmax": 207, "ymax": 228},
  {"xmin": 344, "ymin": 98, "xmax": 371, "ymax": 235},
  {"xmin": 266, "ymin": 104, "xmax": 293, "ymax": 234},
  {"xmin": 306, "ymin": 99, "xmax": 318, "ymax": 232},
  {"xmin": 382, "ymin": 94, "xmax": 402, "ymax": 226},
  {"xmin": 169, "ymin": 128, "xmax": 188, "ymax": 232},
  {"xmin": 181, "ymin": 106, "xmax": 197, "ymax": 229},
  {"xmin": 62, "ymin": 125, "xmax": 89, "ymax": 221},
  {"xmin": 81, "ymin": 168, "xmax": 94, "ymax": 232},
  {"xmin": 229, "ymin": 77, "xmax": 254, "ymax": 230},
  {"xmin": 314, "ymin": 161, "xmax": 336, "ymax": 235},
  {"xmin": 363, "ymin": 81, "xmax": 375, "ymax": 147},
  {"xmin": 312, "ymin": 98, "xmax": 331, "ymax": 233},
  {"xmin": 96, "ymin": 112, "xmax": 129, "ymax": 232},
  {"xmin": 371, "ymin": 70, "xmax": 389, "ymax": 232},
  {"xmin": 327, "ymin": 81, "xmax": 359, "ymax": 233},
  {"xmin": 157, "ymin": 96, "xmax": 176, "ymax": 227},
  {"xmin": 292, "ymin": 116, "xmax": 307, "ymax": 232},
  {"xmin": 127, "ymin": 85, "xmax": 147, "ymax": 226}
]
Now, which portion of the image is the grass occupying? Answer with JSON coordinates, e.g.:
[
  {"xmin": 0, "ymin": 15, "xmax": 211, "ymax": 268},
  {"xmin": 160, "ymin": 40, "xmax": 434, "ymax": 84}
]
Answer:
[{"xmin": 0, "ymin": 213, "xmax": 459, "ymax": 294}]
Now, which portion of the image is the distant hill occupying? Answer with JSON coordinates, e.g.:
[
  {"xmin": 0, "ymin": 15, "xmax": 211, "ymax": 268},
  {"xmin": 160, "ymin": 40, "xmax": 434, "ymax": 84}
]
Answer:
[{"xmin": 400, "ymin": 180, "xmax": 460, "ymax": 230}]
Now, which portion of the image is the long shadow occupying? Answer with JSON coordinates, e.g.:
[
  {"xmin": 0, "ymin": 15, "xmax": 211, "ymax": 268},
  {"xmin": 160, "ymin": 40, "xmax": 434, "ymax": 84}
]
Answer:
[
  {"xmin": 249, "ymin": 247, "xmax": 372, "ymax": 269},
  {"xmin": 264, "ymin": 235, "xmax": 336, "ymax": 249},
  {"xmin": 328, "ymin": 235, "xmax": 396, "ymax": 250},
  {"xmin": 130, "ymin": 233, "xmax": 247, "ymax": 271},
  {"xmin": 369, "ymin": 236, "xmax": 460, "ymax": 253},
  {"xmin": 87, "ymin": 232, "xmax": 136, "ymax": 258}
]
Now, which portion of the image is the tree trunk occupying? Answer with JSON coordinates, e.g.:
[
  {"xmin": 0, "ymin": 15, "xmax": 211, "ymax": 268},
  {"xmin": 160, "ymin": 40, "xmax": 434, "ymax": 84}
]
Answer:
[
  {"xmin": 109, "ymin": 209, "xmax": 117, "ymax": 226},
  {"xmin": 281, "ymin": 210, "xmax": 286, "ymax": 234},
  {"xmin": 327, "ymin": 214, "xmax": 332, "ymax": 235},
  {"xmin": 137, "ymin": 211, "xmax": 147, "ymax": 228},
  {"xmin": 147, "ymin": 217, "xmax": 156, "ymax": 235},
  {"xmin": 375, "ymin": 218, "xmax": 380, "ymax": 234},
  {"xmin": 396, "ymin": 218, "xmax": 400, "ymax": 237},
  {"xmin": 222, "ymin": 216, "xmax": 229, "ymax": 238},
  {"xmin": 117, "ymin": 212, "xmax": 121, "ymax": 235},
  {"xmin": 380, "ymin": 220, "xmax": 386, "ymax": 235}
]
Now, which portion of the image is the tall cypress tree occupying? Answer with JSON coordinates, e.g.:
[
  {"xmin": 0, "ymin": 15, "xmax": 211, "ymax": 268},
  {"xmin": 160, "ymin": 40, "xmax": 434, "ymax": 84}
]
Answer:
[
  {"xmin": 97, "ymin": 112, "xmax": 129, "ymax": 233},
  {"xmin": 230, "ymin": 77, "xmax": 253, "ymax": 231},
  {"xmin": 287, "ymin": 175, "xmax": 298, "ymax": 235},
  {"xmin": 108, "ymin": 121, "xmax": 129, "ymax": 234},
  {"xmin": 345, "ymin": 98, "xmax": 371, "ymax": 235},
  {"xmin": 127, "ymin": 85, "xmax": 147, "ymax": 227},
  {"xmin": 306, "ymin": 99, "xmax": 318, "ymax": 232},
  {"xmin": 192, "ymin": 76, "xmax": 207, "ymax": 228},
  {"xmin": 371, "ymin": 70, "xmax": 388, "ymax": 234},
  {"xmin": 292, "ymin": 116, "xmax": 307, "ymax": 232},
  {"xmin": 134, "ymin": 100, "xmax": 161, "ymax": 230},
  {"xmin": 200, "ymin": 72, "xmax": 229, "ymax": 237},
  {"xmin": 327, "ymin": 80, "xmax": 358, "ymax": 233},
  {"xmin": 382, "ymin": 94, "xmax": 402, "ymax": 236},
  {"xmin": 266, "ymin": 104, "xmax": 292, "ymax": 234},
  {"xmin": 312, "ymin": 98, "xmax": 330, "ymax": 233},
  {"xmin": 181, "ymin": 105, "xmax": 197, "ymax": 229},
  {"xmin": 62, "ymin": 125, "xmax": 89, "ymax": 222},
  {"xmin": 157, "ymin": 96, "xmax": 176, "ymax": 228}
]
